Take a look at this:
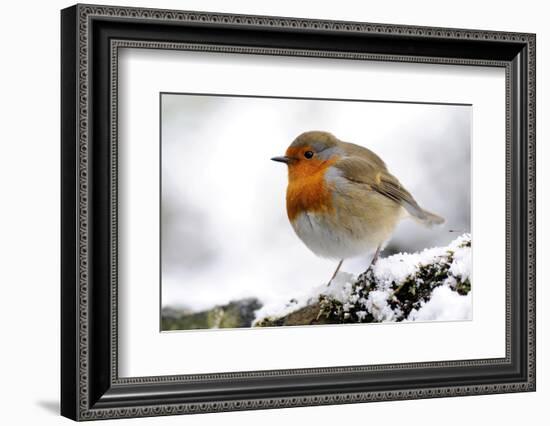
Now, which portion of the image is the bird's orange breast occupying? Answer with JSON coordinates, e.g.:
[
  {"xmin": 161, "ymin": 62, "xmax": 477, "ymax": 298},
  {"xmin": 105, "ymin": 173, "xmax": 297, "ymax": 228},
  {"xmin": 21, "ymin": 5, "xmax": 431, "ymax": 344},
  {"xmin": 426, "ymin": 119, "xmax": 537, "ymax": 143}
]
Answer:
[{"xmin": 286, "ymin": 159, "xmax": 337, "ymax": 222}]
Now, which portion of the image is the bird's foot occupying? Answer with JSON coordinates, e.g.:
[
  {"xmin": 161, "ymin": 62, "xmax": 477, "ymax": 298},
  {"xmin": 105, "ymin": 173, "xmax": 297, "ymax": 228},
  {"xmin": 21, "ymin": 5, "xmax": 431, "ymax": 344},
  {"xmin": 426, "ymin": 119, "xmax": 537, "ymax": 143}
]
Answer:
[
  {"xmin": 326, "ymin": 259, "xmax": 344, "ymax": 287},
  {"xmin": 364, "ymin": 245, "xmax": 382, "ymax": 274}
]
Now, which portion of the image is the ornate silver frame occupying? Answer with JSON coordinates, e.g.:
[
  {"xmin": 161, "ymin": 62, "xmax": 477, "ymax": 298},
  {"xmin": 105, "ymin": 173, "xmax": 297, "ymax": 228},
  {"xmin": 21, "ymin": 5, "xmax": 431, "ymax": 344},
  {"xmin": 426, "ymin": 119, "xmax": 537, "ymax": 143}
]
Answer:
[{"xmin": 61, "ymin": 4, "xmax": 536, "ymax": 421}]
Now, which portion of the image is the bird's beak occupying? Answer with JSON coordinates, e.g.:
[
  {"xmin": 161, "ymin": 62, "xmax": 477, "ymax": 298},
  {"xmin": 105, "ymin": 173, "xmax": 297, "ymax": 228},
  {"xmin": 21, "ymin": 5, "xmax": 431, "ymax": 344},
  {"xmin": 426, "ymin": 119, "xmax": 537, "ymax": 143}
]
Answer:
[{"xmin": 271, "ymin": 156, "xmax": 294, "ymax": 164}]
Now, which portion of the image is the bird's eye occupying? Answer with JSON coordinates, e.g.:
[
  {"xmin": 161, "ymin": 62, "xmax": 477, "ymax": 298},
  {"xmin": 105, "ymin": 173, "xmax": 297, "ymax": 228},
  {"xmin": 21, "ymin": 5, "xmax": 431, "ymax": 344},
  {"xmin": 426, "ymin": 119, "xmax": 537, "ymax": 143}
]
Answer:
[{"xmin": 304, "ymin": 151, "xmax": 314, "ymax": 159}]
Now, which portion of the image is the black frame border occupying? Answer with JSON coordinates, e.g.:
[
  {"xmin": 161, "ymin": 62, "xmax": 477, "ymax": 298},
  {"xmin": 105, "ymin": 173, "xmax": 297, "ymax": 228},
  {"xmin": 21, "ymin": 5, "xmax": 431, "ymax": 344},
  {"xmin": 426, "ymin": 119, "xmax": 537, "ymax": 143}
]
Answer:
[{"xmin": 61, "ymin": 4, "xmax": 536, "ymax": 421}]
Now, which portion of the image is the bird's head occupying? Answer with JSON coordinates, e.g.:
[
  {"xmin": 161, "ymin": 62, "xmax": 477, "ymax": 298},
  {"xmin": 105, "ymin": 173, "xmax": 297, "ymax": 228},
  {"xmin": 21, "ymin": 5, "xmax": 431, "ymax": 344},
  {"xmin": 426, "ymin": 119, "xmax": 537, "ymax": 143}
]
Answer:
[{"xmin": 271, "ymin": 131, "xmax": 341, "ymax": 181}]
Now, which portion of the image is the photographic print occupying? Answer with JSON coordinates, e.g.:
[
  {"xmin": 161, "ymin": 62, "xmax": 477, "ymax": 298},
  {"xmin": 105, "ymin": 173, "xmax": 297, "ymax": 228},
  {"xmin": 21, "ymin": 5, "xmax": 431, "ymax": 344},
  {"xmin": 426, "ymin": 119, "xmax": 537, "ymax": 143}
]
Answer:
[{"xmin": 160, "ymin": 93, "xmax": 472, "ymax": 331}]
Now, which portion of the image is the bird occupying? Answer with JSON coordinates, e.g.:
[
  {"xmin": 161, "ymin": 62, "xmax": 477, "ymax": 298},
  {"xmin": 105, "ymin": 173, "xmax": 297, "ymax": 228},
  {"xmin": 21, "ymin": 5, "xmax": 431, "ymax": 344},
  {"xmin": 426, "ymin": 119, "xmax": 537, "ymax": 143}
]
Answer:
[{"xmin": 271, "ymin": 130, "xmax": 444, "ymax": 285}]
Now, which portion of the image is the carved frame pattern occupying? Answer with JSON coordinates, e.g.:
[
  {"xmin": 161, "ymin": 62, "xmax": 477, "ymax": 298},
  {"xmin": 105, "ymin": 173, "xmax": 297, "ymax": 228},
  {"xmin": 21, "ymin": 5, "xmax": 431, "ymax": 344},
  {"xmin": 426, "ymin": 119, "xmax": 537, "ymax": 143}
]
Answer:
[{"xmin": 61, "ymin": 3, "xmax": 536, "ymax": 421}]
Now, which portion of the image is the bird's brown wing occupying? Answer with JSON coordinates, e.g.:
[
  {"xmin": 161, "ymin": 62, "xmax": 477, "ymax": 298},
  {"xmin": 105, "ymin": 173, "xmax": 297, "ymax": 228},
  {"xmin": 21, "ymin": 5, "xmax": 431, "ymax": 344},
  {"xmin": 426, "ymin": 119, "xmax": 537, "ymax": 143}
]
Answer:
[
  {"xmin": 338, "ymin": 142, "xmax": 387, "ymax": 169},
  {"xmin": 334, "ymin": 156, "xmax": 443, "ymax": 225}
]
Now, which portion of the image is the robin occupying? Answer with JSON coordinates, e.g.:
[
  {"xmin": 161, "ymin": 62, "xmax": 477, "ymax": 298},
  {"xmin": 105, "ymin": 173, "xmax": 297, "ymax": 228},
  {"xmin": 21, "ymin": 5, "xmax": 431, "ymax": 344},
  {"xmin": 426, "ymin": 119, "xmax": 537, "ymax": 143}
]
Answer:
[{"xmin": 271, "ymin": 131, "xmax": 444, "ymax": 285}]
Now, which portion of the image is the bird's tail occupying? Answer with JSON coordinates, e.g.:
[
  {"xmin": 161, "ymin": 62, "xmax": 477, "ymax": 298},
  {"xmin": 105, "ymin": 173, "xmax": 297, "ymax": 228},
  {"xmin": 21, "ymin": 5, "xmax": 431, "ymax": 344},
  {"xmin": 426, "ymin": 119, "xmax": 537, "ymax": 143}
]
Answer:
[{"xmin": 412, "ymin": 207, "xmax": 445, "ymax": 227}]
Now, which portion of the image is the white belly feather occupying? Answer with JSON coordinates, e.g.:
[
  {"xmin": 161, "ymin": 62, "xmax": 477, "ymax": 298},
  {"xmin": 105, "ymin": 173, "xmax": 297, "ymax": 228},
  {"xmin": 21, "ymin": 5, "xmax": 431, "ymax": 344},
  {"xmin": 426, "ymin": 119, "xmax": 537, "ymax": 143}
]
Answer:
[{"xmin": 291, "ymin": 211, "xmax": 381, "ymax": 259}]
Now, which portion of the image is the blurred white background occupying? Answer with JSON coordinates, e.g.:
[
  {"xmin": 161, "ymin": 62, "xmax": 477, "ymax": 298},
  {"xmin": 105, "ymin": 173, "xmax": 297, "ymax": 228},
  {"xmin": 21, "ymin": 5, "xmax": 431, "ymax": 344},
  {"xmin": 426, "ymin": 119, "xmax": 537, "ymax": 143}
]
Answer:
[{"xmin": 161, "ymin": 94, "xmax": 471, "ymax": 311}]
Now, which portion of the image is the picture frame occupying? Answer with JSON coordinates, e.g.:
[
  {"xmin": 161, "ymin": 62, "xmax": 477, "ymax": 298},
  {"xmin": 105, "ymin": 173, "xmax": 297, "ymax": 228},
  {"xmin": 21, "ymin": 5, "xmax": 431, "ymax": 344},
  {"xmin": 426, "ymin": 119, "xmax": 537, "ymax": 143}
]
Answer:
[{"xmin": 60, "ymin": 3, "xmax": 536, "ymax": 421}]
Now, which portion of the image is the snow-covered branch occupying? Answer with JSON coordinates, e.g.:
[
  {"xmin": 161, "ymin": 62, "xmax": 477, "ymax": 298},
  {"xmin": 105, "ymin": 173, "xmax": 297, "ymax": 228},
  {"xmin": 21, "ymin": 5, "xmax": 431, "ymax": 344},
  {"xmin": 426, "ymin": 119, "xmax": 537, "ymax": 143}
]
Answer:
[{"xmin": 254, "ymin": 234, "xmax": 472, "ymax": 327}]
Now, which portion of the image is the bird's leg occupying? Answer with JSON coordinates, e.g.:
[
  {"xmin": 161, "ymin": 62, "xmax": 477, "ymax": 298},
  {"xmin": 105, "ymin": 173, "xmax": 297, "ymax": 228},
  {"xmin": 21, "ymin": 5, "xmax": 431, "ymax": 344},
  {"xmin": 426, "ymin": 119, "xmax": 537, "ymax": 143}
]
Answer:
[
  {"xmin": 366, "ymin": 245, "xmax": 382, "ymax": 273},
  {"xmin": 327, "ymin": 259, "xmax": 344, "ymax": 287}
]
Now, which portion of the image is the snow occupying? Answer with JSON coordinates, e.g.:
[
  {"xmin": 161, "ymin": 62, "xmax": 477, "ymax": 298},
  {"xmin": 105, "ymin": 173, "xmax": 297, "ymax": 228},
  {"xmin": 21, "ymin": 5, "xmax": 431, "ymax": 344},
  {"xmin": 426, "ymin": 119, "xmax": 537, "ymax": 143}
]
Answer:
[
  {"xmin": 254, "ymin": 234, "xmax": 472, "ymax": 325},
  {"xmin": 449, "ymin": 244, "xmax": 472, "ymax": 283},
  {"xmin": 372, "ymin": 232, "xmax": 470, "ymax": 284},
  {"xmin": 365, "ymin": 290, "xmax": 397, "ymax": 321},
  {"xmin": 252, "ymin": 298, "xmax": 307, "ymax": 323},
  {"xmin": 407, "ymin": 286, "xmax": 472, "ymax": 321},
  {"xmin": 252, "ymin": 271, "xmax": 355, "ymax": 324}
]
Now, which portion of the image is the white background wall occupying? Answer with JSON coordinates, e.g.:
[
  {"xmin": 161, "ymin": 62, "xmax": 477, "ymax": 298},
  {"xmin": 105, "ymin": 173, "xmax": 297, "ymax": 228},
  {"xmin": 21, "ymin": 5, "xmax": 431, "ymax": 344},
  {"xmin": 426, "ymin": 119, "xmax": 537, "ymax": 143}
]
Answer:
[{"xmin": 0, "ymin": 0, "xmax": 546, "ymax": 424}]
